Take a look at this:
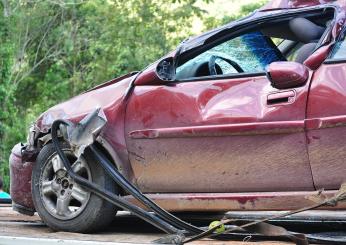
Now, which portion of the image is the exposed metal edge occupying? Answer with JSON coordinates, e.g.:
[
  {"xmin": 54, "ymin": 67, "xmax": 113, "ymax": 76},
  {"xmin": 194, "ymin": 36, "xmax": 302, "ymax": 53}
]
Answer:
[{"xmin": 0, "ymin": 236, "xmax": 149, "ymax": 245}]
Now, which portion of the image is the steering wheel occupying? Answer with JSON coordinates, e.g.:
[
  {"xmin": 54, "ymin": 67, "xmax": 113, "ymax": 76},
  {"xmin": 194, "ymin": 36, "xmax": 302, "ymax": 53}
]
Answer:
[{"xmin": 208, "ymin": 55, "xmax": 244, "ymax": 75}]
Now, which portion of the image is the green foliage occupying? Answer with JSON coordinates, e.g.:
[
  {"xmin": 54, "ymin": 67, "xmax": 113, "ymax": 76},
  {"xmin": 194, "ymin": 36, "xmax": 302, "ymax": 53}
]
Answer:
[
  {"xmin": 0, "ymin": 3, "xmax": 16, "ymax": 192},
  {"xmin": 0, "ymin": 0, "xmax": 207, "ymax": 192},
  {"xmin": 203, "ymin": 1, "xmax": 267, "ymax": 30},
  {"xmin": 0, "ymin": 0, "xmax": 266, "ymax": 192}
]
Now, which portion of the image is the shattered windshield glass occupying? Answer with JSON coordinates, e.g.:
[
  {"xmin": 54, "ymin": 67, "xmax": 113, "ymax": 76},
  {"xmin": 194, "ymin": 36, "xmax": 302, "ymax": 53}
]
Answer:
[{"xmin": 176, "ymin": 31, "xmax": 285, "ymax": 78}]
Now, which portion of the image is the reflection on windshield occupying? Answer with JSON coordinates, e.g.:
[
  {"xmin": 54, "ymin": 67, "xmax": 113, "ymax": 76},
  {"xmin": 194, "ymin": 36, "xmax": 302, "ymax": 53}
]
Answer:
[
  {"xmin": 241, "ymin": 32, "xmax": 285, "ymax": 71},
  {"xmin": 176, "ymin": 31, "xmax": 285, "ymax": 78}
]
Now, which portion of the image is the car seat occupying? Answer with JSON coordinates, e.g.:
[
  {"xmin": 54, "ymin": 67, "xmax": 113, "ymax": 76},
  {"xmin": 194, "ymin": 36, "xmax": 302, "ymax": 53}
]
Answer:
[{"xmin": 289, "ymin": 17, "xmax": 326, "ymax": 63}]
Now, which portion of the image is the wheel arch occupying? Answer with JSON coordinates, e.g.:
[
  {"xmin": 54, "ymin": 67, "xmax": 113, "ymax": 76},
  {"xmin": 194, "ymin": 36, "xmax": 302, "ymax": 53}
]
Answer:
[{"xmin": 36, "ymin": 133, "xmax": 128, "ymax": 196}]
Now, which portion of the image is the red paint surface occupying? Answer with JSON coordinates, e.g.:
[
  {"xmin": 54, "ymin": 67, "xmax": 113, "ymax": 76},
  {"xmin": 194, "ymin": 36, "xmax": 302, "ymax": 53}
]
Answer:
[
  {"xmin": 125, "ymin": 73, "xmax": 314, "ymax": 193},
  {"xmin": 36, "ymin": 75, "xmax": 134, "ymax": 178},
  {"xmin": 129, "ymin": 121, "xmax": 304, "ymax": 139},
  {"xmin": 124, "ymin": 190, "xmax": 346, "ymax": 211},
  {"xmin": 304, "ymin": 45, "xmax": 333, "ymax": 70},
  {"xmin": 268, "ymin": 62, "xmax": 309, "ymax": 89},
  {"xmin": 307, "ymin": 62, "xmax": 346, "ymax": 190},
  {"xmin": 302, "ymin": 11, "xmax": 346, "ymax": 190},
  {"xmin": 9, "ymin": 1, "xmax": 346, "ymax": 212},
  {"xmin": 9, "ymin": 144, "xmax": 34, "ymax": 208}
]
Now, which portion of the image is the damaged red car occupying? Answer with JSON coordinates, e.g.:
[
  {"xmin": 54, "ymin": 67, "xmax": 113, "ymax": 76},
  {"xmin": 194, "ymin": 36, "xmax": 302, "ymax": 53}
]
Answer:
[{"xmin": 9, "ymin": 0, "xmax": 346, "ymax": 233}]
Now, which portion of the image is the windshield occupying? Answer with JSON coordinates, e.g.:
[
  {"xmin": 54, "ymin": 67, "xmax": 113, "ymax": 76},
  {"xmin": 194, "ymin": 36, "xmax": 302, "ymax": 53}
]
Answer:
[{"xmin": 176, "ymin": 31, "xmax": 285, "ymax": 80}]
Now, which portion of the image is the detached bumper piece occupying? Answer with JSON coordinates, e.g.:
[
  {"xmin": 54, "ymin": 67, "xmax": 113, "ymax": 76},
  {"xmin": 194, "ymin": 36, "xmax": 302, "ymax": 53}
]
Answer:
[{"xmin": 51, "ymin": 108, "xmax": 346, "ymax": 245}]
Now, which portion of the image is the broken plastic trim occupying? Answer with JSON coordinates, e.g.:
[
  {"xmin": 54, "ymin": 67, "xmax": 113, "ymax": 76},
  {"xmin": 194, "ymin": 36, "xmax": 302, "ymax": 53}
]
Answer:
[{"xmin": 62, "ymin": 108, "xmax": 108, "ymax": 158}]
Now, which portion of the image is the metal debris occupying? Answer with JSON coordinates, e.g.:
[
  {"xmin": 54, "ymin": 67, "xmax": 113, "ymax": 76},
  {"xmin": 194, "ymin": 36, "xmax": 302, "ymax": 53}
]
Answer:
[
  {"xmin": 182, "ymin": 183, "xmax": 346, "ymax": 244},
  {"xmin": 64, "ymin": 108, "xmax": 107, "ymax": 157}
]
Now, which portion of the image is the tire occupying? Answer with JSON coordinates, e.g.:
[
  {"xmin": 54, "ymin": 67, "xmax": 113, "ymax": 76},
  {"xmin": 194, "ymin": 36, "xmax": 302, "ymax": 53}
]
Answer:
[{"xmin": 32, "ymin": 142, "xmax": 118, "ymax": 233}]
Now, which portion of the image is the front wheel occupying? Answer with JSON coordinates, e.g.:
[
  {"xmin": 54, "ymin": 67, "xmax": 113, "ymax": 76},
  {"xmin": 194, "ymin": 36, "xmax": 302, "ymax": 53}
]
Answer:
[{"xmin": 32, "ymin": 142, "xmax": 117, "ymax": 232}]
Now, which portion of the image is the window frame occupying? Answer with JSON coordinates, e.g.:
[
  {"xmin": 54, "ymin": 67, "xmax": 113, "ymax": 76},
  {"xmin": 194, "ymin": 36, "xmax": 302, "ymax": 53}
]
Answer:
[
  {"xmin": 324, "ymin": 25, "xmax": 346, "ymax": 64},
  {"xmin": 173, "ymin": 6, "xmax": 337, "ymax": 83}
]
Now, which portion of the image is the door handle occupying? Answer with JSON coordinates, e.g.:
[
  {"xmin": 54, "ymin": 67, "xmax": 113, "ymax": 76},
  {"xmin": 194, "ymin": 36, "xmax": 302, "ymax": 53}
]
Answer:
[{"xmin": 267, "ymin": 90, "xmax": 296, "ymax": 105}]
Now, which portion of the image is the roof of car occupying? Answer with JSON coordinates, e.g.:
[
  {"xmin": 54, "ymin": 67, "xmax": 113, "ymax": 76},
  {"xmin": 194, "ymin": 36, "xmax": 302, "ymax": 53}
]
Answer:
[
  {"xmin": 179, "ymin": 1, "xmax": 340, "ymax": 55},
  {"xmin": 261, "ymin": 0, "xmax": 344, "ymax": 11}
]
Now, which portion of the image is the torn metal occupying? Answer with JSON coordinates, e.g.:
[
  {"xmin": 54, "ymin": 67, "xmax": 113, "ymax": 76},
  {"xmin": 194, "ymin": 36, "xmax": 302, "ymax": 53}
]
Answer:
[{"xmin": 63, "ymin": 108, "xmax": 107, "ymax": 157}]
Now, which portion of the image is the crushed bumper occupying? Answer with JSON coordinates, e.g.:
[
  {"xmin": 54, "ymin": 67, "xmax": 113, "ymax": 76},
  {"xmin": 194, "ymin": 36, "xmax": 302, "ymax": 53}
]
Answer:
[{"xmin": 9, "ymin": 143, "xmax": 36, "ymax": 215}]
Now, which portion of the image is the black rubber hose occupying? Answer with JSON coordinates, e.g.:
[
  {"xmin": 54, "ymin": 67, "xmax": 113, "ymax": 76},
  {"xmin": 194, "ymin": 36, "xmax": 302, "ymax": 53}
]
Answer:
[
  {"xmin": 89, "ymin": 144, "xmax": 203, "ymax": 235},
  {"xmin": 51, "ymin": 119, "xmax": 180, "ymax": 234}
]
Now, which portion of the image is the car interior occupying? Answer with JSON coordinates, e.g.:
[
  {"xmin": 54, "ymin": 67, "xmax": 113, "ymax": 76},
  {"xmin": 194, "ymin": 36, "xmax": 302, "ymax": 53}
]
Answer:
[{"xmin": 175, "ymin": 9, "xmax": 335, "ymax": 80}]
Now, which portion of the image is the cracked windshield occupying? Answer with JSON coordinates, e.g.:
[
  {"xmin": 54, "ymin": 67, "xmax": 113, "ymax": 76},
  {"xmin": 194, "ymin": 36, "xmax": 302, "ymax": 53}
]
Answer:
[{"xmin": 177, "ymin": 31, "xmax": 284, "ymax": 77}]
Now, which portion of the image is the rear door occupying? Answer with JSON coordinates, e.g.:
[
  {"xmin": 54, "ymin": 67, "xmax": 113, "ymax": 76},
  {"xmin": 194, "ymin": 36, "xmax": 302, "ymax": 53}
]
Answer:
[
  {"xmin": 125, "ymin": 31, "xmax": 314, "ymax": 193},
  {"xmin": 306, "ymin": 26, "xmax": 346, "ymax": 190}
]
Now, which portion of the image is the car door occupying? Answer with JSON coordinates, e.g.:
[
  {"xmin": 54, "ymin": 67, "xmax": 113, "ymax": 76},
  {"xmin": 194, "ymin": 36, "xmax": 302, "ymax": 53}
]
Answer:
[
  {"xmin": 125, "ymin": 31, "xmax": 314, "ymax": 193},
  {"xmin": 306, "ymin": 26, "xmax": 346, "ymax": 190}
]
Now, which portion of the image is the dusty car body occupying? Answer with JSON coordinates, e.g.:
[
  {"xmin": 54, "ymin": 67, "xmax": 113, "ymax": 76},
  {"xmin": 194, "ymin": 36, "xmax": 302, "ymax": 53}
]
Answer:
[{"xmin": 9, "ymin": 0, "xmax": 346, "ymax": 220}]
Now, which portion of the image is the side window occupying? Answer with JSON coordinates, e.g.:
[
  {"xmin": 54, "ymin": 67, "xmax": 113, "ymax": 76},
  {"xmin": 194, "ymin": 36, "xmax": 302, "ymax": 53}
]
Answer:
[
  {"xmin": 329, "ymin": 27, "xmax": 346, "ymax": 59},
  {"xmin": 176, "ymin": 31, "xmax": 285, "ymax": 80}
]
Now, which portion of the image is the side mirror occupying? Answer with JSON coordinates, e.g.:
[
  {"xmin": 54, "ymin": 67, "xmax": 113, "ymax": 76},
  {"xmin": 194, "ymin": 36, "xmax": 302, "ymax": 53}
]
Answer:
[
  {"xmin": 266, "ymin": 61, "xmax": 309, "ymax": 89},
  {"xmin": 156, "ymin": 57, "xmax": 175, "ymax": 81},
  {"xmin": 134, "ymin": 57, "xmax": 175, "ymax": 86}
]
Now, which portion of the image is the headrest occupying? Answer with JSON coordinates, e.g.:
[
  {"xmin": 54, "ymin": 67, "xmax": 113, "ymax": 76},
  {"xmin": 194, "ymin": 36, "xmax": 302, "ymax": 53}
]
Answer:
[
  {"xmin": 295, "ymin": 42, "xmax": 317, "ymax": 63},
  {"xmin": 289, "ymin": 18, "xmax": 325, "ymax": 43}
]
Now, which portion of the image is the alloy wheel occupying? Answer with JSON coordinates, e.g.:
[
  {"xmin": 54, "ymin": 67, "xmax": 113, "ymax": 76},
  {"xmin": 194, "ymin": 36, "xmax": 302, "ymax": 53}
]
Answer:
[{"xmin": 39, "ymin": 153, "xmax": 91, "ymax": 220}]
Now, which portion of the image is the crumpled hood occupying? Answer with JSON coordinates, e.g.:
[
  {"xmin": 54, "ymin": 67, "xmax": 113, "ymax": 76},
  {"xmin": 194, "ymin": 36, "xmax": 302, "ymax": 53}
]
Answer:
[{"xmin": 36, "ymin": 73, "xmax": 135, "ymax": 132}]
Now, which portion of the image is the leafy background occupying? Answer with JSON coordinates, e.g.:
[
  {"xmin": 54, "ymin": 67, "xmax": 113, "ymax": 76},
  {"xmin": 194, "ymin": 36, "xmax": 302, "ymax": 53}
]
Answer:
[{"xmin": 0, "ymin": 0, "xmax": 266, "ymax": 192}]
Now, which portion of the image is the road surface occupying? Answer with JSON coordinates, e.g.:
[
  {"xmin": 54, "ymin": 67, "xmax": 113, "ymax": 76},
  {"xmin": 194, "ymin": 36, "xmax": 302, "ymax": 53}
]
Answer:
[{"xmin": 0, "ymin": 205, "xmax": 297, "ymax": 244}]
